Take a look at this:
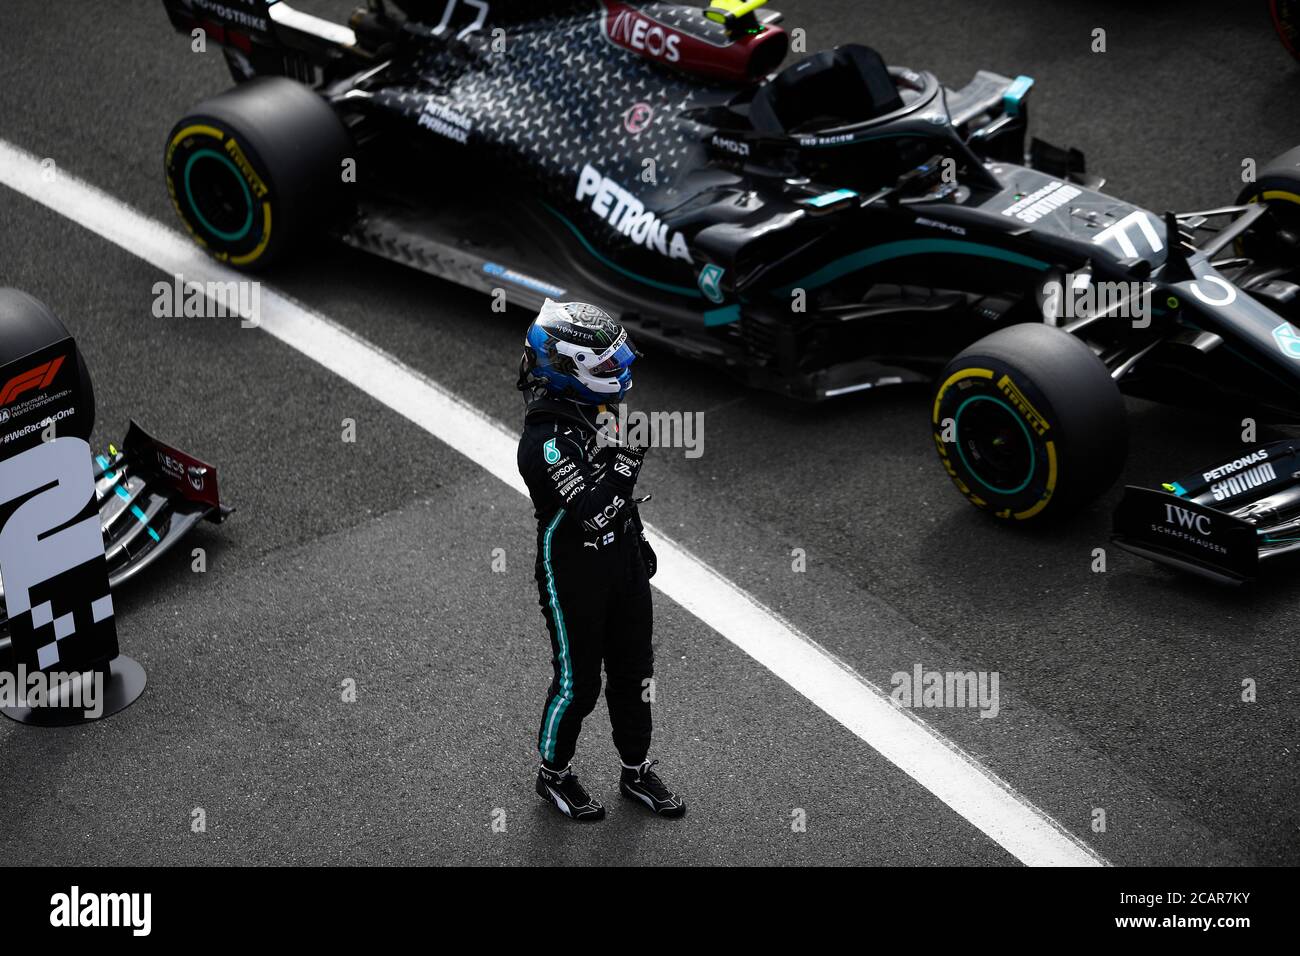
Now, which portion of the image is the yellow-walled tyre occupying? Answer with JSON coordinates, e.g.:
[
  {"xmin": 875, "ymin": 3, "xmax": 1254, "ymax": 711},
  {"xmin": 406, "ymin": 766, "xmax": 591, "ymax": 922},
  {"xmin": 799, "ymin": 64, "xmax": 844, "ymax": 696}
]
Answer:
[
  {"xmin": 164, "ymin": 77, "xmax": 352, "ymax": 270},
  {"xmin": 932, "ymin": 324, "xmax": 1126, "ymax": 521},
  {"xmin": 1238, "ymin": 145, "xmax": 1300, "ymax": 262}
]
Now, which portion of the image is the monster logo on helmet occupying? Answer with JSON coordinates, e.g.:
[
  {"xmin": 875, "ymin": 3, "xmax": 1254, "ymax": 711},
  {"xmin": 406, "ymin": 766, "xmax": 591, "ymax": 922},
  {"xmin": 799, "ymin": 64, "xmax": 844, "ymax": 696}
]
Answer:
[{"xmin": 518, "ymin": 299, "xmax": 639, "ymax": 404}]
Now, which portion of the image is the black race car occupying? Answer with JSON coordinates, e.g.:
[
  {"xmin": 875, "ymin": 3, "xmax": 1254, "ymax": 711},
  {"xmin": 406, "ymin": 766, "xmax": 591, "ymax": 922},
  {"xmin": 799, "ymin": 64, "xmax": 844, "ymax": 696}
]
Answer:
[{"xmin": 158, "ymin": 0, "xmax": 1300, "ymax": 581}]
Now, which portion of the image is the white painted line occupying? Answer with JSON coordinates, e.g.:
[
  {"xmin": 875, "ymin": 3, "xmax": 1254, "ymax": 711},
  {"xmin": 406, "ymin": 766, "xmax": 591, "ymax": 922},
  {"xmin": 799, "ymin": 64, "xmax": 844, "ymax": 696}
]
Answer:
[{"xmin": 0, "ymin": 139, "xmax": 1105, "ymax": 866}]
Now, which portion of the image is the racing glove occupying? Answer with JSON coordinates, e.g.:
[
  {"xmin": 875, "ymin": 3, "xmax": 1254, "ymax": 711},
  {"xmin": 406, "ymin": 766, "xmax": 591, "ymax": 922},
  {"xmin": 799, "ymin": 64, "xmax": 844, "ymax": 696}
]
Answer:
[
  {"xmin": 606, "ymin": 445, "xmax": 646, "ymax": 491},
  {"xmin": 632, "ymin": 498, "xmax": 657, "ymax": 579},
  {"xmin": 639, "ymin": 530, "xmax": 658, "ymax": 579}
]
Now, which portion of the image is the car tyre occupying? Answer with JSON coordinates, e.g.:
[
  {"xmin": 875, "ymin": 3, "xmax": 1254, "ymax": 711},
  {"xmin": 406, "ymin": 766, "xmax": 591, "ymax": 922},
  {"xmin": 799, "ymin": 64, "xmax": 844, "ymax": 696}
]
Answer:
[
  {"xmin": 164, "ymin": 77, "xmax": 352, "ymax": 270},
  {"xmin": 931, "ymin": 323, "xmax": 1126, "ymax": 521}
]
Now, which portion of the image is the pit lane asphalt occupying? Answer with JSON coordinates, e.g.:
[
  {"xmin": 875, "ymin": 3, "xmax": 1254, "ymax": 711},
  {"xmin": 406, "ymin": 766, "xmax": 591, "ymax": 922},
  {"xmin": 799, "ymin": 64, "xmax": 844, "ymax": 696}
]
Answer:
[{"xmin": 0, "ymin": 0, "xmax": 1295, "ymax": 865}]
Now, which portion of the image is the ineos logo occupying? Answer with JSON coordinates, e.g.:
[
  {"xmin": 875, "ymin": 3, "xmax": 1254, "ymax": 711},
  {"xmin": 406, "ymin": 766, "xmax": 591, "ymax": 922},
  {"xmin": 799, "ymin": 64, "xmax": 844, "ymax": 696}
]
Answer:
[
  {"xmin": 584, "ymin": 495, "xmax": 625, "ymax": 530},
  {"xmin": 1164, "ymin": 503, "xmax": 1211, "ymax": 535},
  {"xmin": 605, "ymin": 4, "xmax": 683, "ymax": 63}
]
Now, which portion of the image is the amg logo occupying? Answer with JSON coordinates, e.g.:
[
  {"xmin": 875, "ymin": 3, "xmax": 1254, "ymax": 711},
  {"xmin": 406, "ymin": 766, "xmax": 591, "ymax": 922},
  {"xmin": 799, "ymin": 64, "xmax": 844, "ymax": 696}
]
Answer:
[
  {"xmin": 1001, "ymin": 181, "xmax": 1081, "ymax": 224},
  {"xmin": 914, "ymin": 216, "xmax": 966, "ymax": 236},
  {"xmin": 1211, "ymin": 462, "xmax": 1277, "ymax": 502},
  {"xmin": 1164, "ymin": 503, "xmax": 1212, "ymax": 535},
  {"xmin": 576, "ymin": 164, "xmax": 691, "ymax": 263}
]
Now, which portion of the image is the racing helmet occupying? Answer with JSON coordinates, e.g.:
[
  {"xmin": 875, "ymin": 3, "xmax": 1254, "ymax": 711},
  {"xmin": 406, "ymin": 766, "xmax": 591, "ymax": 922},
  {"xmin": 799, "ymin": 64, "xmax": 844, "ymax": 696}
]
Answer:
[{"xmin": 518, "ymin": 299, "xmax": 637, "ymax": 403}]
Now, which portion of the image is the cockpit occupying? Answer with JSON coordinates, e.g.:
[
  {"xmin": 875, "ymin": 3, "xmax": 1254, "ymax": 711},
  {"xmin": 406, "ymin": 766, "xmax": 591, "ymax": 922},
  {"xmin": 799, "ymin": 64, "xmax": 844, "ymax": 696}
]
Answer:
[{"xmin": 747, "ymin": 44, "xmax": 908, "ymax": 135}]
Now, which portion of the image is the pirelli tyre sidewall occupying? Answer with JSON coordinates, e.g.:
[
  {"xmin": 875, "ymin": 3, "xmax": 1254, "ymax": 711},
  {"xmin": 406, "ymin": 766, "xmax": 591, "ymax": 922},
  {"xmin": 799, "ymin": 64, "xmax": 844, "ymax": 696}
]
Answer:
[
  {"xmin": 932, "ymin": 324, "xmax": 1126, "ymax": 521},
  {"xmin": 1238, "ymin": 144, "xmax": 1300, "ymax": 252},
  {"xmin": 164, "ymin": 77, "xmax": 351, "ymax": 270}
]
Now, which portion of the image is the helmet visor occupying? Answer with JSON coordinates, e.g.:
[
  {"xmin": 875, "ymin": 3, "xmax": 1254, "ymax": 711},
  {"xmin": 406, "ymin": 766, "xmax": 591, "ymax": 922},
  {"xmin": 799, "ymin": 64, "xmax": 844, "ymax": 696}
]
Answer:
[{"xmin": 589, "ymin": 336, "xmax": 636, "ymax": 377}]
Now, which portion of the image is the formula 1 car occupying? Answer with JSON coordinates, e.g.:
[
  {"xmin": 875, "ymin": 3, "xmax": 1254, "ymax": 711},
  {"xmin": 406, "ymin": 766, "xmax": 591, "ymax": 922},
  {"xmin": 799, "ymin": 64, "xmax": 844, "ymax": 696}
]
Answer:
[
  {"xmin": 158, "ymin": 0, "xmax": 1300, "ymax": 580},
  {"xmin": 0, "ymin": 289, "xmax": 230, "ymax": 655}
]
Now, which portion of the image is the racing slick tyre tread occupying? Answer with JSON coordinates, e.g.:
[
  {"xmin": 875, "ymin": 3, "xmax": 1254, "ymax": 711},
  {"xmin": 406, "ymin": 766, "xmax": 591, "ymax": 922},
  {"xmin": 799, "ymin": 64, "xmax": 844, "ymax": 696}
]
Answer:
[
  {"xmin": 164, "ymin": 77, "xmax": 353, "ymax": 270},
  {"xmin": 0, "ymin": 289, "xmax": 95, "ymax": 443},
  {"xmin": 932, "ymin": 323, "xmax": 1126, "ymax": 521}
]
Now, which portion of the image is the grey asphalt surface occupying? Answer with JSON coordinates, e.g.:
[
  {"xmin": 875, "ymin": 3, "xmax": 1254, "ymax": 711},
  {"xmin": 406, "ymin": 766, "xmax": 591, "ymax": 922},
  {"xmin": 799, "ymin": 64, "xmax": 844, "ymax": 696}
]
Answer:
[{"xmin": 0, "ymin": 0, "xmax": 1297, "ymax": 865}]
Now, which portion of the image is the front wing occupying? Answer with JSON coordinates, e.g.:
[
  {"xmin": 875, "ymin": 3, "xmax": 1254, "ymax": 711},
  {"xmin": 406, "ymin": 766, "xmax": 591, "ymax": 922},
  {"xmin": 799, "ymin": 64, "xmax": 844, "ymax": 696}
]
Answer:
[
  {"xmin": 1112, "ymin": 440, "xmax": 1300, "ymax": 584},
  {"xmin": 0, "ymin": 420, "xmax": 231, "ymax": 636}
]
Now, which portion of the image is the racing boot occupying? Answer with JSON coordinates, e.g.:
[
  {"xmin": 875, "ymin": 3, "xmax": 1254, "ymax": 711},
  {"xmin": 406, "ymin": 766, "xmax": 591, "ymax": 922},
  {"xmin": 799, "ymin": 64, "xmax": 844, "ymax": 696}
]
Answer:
[
  {"xmin": 536, "ymin": 764, "xmax": 606, "ymax": 821},
  {"xmin": 619, "ymin": 759, "xmax": 686, "ymax": 817}
]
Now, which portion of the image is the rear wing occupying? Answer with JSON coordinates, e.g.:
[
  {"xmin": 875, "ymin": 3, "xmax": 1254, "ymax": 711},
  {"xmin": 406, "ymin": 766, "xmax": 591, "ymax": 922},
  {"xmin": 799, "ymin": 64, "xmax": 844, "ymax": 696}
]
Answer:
[
  {"xmin": 161, "ymin": 0, "xmax": 372, "ymax": 80},
  {"xmin": 163, "ymin": 0, "xmax": 280, "ymax": 51}
]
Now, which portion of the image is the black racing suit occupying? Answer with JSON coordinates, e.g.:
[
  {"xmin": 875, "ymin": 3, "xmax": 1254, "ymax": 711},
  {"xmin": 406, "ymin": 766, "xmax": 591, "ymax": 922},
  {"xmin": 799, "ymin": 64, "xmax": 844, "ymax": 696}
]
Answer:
[{"xmin": 517, "ymin": 397, "xmax": 654, "ymax": 770}]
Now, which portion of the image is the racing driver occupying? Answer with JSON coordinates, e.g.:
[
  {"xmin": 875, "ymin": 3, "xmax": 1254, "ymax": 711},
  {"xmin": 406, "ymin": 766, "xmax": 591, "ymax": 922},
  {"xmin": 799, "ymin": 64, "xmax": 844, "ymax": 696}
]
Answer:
[{"xmin": 516, "ymin": 299, "xmax": 686, "ymax": 821}]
